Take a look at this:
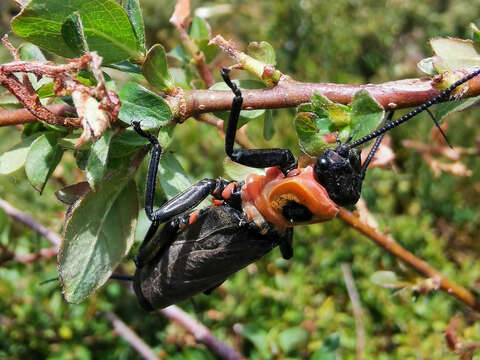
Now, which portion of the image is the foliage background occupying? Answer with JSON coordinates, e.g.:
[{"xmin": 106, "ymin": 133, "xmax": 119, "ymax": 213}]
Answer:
[{"xmin": 1, "ymin": 0, "xmax": 480, "ymax": 359}]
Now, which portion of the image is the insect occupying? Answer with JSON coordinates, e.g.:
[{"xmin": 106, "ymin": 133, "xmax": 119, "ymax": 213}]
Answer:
[{"xmin": 132, "ymin": 67, "xmax": 480, "ymax": 310}]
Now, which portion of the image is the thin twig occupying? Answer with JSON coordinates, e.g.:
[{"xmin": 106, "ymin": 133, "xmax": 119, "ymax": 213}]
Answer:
[
  {"xmin": 341, "ymin": 263, "xmax": 366, "ymax": 360},
  {"xmin": 0, "ymin": 105, "xmax": 77, "ymax": 127},
  {"xmin": 161, "ymin": 305, "xmax": 246, "ymax": 360},
  {"xmin": 0, "ymin": 198, "xmax": 61, "ymax": 248},
  {"xmin": 106, "ymin": 311, "xmax": 158, "ymax": 360},
  {"xmin": 197, "ymin": 113, "xmax": 254, "ymax": 149},
  {"xmin": 337, "ymin": 208, "xmax": 480, "ymax": 312},
  {"xmin": 170, "ymin": 0, "xmax": 215, "ymax": 87},
  {"xmin": 179, "ymin": 73, "xmax": 480, "ymax": 121}
]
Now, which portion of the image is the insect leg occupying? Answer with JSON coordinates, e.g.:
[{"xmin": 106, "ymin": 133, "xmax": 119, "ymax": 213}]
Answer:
[
  {"xmin": 134, "ymin": 216, "xmax": 186, "ymax": 268},
  {"xmin": 276, "ymin": 228, "xmax": 294, "ymax": 260},
  {"xmin": 221, "ymin": 68, "xmax": 297, "ymax": 174},
  {"xmin": 132, "ymin": 121, "xmax": 229, "ymax": 265},
  {"xmin": 360, "ymin": 111, "xmax": 394, "ymax": 179}
]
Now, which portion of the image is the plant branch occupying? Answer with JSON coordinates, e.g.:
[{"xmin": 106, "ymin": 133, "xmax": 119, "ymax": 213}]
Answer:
[
  {"xmin": 0, "ymin": 198, "xmax": 60, "ymax": 248},
  {"xmin": 161, "ymin": 305, "xmax": 246, "ymax": 360},
  {"xmin": 341, "ymin": 263, "xmax": 366, "ymax": 360},
  {"xmin": 178, "ymin": 74, "xmax": 480, "ymax": 121},
  {"xmin": 105, "ymin": 311, "xmax": 158, "ymax": 360},
  {"xmin": 0, "ymin": 105, "xmax": 77, "ymax": 127},
  {"xmin": 337, "ymin": 208, "xmax": 480, "ymax": 312},
  {"xmin": 170, "ymin": 0, "xmax": 215, "ymax": 87}
]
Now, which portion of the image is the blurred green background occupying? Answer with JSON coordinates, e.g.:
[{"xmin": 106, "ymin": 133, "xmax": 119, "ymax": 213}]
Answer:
[{"xmin": 1, "ymin": 0, "xmax": 480, "ymax": 359}]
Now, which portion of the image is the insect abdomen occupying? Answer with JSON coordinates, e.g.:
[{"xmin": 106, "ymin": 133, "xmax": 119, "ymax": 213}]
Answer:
[{"xmin": 134, "ymin": 206, "xmax": 277, "ymax": 310}]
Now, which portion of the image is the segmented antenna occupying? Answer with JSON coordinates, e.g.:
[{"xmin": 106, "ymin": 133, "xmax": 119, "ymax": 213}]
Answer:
[
  {"xmin": 360, "ymin": 111, "xmax": 394, "ymax": 179},
  {"xmin": 346, "ymin": 68, "xmax": 480, "ymax": 149}
]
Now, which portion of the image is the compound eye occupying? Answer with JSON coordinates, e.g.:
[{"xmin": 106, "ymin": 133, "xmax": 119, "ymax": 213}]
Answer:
[{"xmin": 317, "ymin": 157, "xmax": 329, "ymax": 171}]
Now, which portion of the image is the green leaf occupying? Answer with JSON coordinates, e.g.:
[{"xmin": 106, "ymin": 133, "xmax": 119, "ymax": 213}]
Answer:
[
  {"xmin": 55, "ymin": 182, "xmax": 91, "ymax": 205},
  {"xmin": 18, "ymin": 43, "xmax": 52, "ymax": 90},
  {"xmin": 124, "ymin": 0, "xmax": 146, "ymax": 54},
  {"xmin": 263, "ymin": 109, "xmax": 275, "ymax": 140},
  {"xmin": 12, "ymin": 0, "xmax": 142, "ymax": 64},
  {"xmin": 295, "ymin": 112, "xmax": 333, "ymax": 156},
  {"xmin": 59, "ymin": 176, "xmax": 138, "ymax": 303},
  {"xmin": 434, "ymin": 96, "xmax": 480, "ymax": 121},
  {"xmin": 349, "ymin": 90, "xmax": 384, "ymax": 141},
  {"xmin": 61, "ymin": 11, "xmax": 89, "ymax": 55},
  {"xmin": 470, "ymin": 23, "xmax": 480, "ymax": 43},
  {"xmin": 210, "ymin": 80, "xmax": 266, "ymax": 128},
  {"xmin": 0, "ymin": 134, "xmax": 39, "ymax": 175},
  {"xmin": 279, "ymin": 328, "xmax": 308, "ymax": 354},
  {"xmin": 311, "ymin": 92, "xmax": 350, "ymax": 127},
  {"xmin": 142, "ymin": 44, "xmax": 174, "ymax": 92},
  {"xmin": 370, "ymin": 271, "xmax": 409, "ymax": 289},
  {"xmin": 86, "ymin": 129, "xmax": 114, "ymax": 190},
  {"xmin": 25, "ymin": 132, "xmax": 64, "ymax": 193},
  {"xmin": 430, "ymin": 37, "xmax": 480, "ymax": 72},
  {"xmin": 18, "ymin": 43, "xmax": 46, "ymax": 61},
  {"xmin": 168, "ymin": 45, "xmax": 190, "ymax": 63},
  {"xmin": 247, "ymin": 41, "xmax": 276, "ymax": 66},
  {"xmin": 189, "ymin": 16, "xmax": 210, "ymax": 40},
  {"xmin": 311, "ymin": 333, "xmax": 340, "ymax": 360},
  {"xmin": 223, "ymin": 158, "xmax": 265, "ymax": 181},
  {"xmin": 417, "ymin": 57, "xmax": 436, "ymax": 75},
  {"xmin": 239, "ymin": 325, "xmax": 270, "ymax": 359},
  {"xmin": 107, "ymin": 60, "xmax": 142, "ymax": 74},
  {"xmin": 157, "ymin": 152, "xmax": 191, "ymax": 200},
  {"xmin": 118, "ymin": 82, "xmax": 172, "ymax": 128}
]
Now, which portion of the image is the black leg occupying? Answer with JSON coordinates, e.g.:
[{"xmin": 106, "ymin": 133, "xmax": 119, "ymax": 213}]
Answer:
[
  {"xmin": 221, "ymin": 68, "xmax": 297, "ymax": 174},
  {"xmin": 132, "ymin": 121, "xmax": 227, "ymax": 266},
  {"xmin": 276, "ymin": 228, "xmax": 294, "ymax": 260},
  {"xmin": 360, "ymin": 111, "xmax": 394, "ymax": 179},
  {"xmin": 134, "ymin": 217, "xmax": 185, "ymax": 268}
]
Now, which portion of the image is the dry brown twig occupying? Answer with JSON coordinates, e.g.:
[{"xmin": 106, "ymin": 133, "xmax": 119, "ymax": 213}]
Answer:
[{"xmin": 0, "ymin": 37, "xmax": 120, "ymax": 146}]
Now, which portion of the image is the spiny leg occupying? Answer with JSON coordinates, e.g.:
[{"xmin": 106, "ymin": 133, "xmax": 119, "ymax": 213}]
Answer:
[{"xmin": 221, "ymin": 68, "xmax": 297, "ymax": 174}]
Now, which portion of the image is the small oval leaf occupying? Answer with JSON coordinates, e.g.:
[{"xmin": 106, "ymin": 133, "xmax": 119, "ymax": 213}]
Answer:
[
  {"xmin": 0, "ymin": 134, "xmax": 39, "ymax": 175},
  {"xmin": 59, "ymin": 175, "xmax": 138, "ymax": 303},
  {"xmin": 12, "ymin": 0, "xmax": 142, "ymax": 64},
  {"xmin": 142, "ymin": 44, "xmax": 174, "ymax": 92},
  {"xmin": 86, "ymin": 129, "xmax": 114, "ymax": 190},
  {"xmin": 118, "ymin": 82, "xmax": 173, "ymax": 128},
  {"xmin": 25, "ymin": 133, "xmax": 64, "ymax": 193}
]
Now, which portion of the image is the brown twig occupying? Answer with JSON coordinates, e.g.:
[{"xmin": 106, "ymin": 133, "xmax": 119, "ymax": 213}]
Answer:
[
  {"xmin": 0, "ymin": 198, "xmax": 60, "ymax": 248},
  {"xmin": 178, "ymin": 74, "xmax": 480, "ymax": 121},
  {"xmin": 0, "ymin": 105, "xmax": 77, "ymax": 127},
  {"xmin": 106, "ymin": 311, "xmax": 158, "ymax": 360},
  {"xmin": 170, "ymin": 0, "xmax": 215, "ymax": 87},
  {"xmin": 197, "ymin": 113, "xmax": 254, "ymax": 149},
  {"xmin": 341, "ymin": 263, "xmax": 366, "ymax": 360},
  {"xmin": 337, "ymin": 207, "xmax": 480, "ymax": 312},
  {"xmin": 161, "ymin": 305, "xmax": 246, "ymax": 360}
]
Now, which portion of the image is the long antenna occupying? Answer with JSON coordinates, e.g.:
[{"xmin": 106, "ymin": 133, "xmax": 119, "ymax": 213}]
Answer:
[
  {"xmin": 360, "ymin": 111, "xmax": 393, "ymax": 179},
  {"xmin": 346, "ymin": 68, "xmax": 480, "ymax": 149}
]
